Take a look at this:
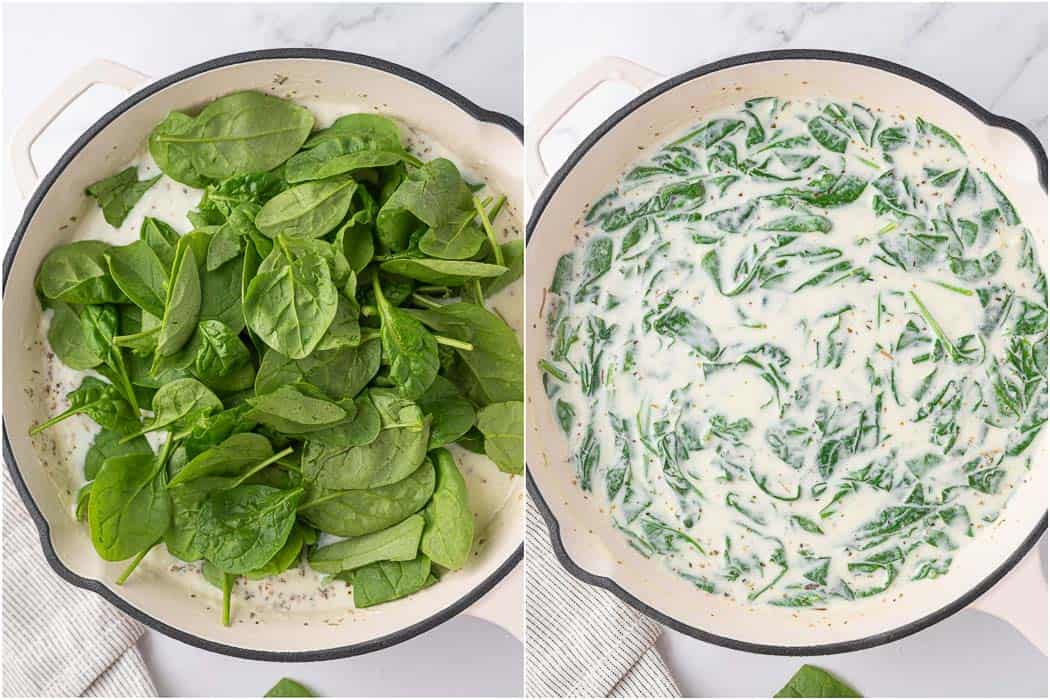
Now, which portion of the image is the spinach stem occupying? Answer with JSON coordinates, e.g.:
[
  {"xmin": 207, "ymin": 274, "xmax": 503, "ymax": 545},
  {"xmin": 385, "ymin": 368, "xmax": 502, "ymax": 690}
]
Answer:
[
  {"xmin": 909, "ymin": 290, "xmax": 961, "ymax": 361},
  {"xmin": 156, "ymin": 435, "xmax": 176, "ymax": 472},
  {"xmin": 433, "ymin": 335, "xmax": 474, "ymax": 351},
  {"xmin": 276, "ymin": 456, "xmax": 301, "ymax": 472},
  {"xmin": 931, "ymin": 280, "xmax": 974, "ymax": 296},
  {"xmin": 360, "ymin": 305, "xmax": 377, "ymax": 317},
  {"xmin": 116, "ymin": 540, "xmax": 158, "ymax": 585},
  {"xmin": 473, "ymin": 196, "xmax": 504, "ymax": 266},
  {"xmin": 113, "ymin": 326, "xmax": 160, "ymax": 345},
  {"xmin": 221, "ymin": 573, "xmax": 234, "ymax": 627},
  {"xmin": 109, "ymin": 349, "xmax": 140, "ymax": 415},
  {"xmin": 29, "ymin": 406, "xmax": 78, "ymax": 435},
  {"xmin": 471, "ymin": 279, "xmax": 485, "ymax": 304},
  {"xmin": 297, "ymin": 491, "xmax": 344, "ymax": 511},
  {"xmin": 410, "ymin": 293, "xmax": 443, "ymax": 309},
  {"xmin": 486, "ymin": 194, "xmax": 507, "ymax": 222},
  {"xmin": 229, "ymin": 446, "xmax": 295, "ymax": 488}
]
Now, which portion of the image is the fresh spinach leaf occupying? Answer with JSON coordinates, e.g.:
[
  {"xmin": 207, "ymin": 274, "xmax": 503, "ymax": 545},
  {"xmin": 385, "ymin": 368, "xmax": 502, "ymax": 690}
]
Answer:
[
  {"xmin": 156, "ymin": 240, "xmax": 201, "ymax": 356},
  {"xmin": 149, "ymin": 91, "xmax": 314, "ymax": 185},
  {"xmin": 407, "ymin": 303, "xmax": 523, "ymax": 406},
  {"xmin": 378, "ymin": 258, "xmax": 507, "ymax": 287},
  {"xmin": 85, "ymin": 167, "xmax": 161, "ymax": 227},
  {"xmin": 88, "ymin": 452, "xmax": 170, "ymax": 561},
  {"xmin": 299, "ymin": 458, "xmax": 435, "ymax": 537},
  {"xmin": 168, "ymin": 433, "xmax": 273, "ymax": 486},
  {"xmin": 420, "ymin": 448, "xmax": 474, "ymax": 569},
  {"xmin": 125, "ymin": 378, "xmax": 222, "ymax": 439},
  {"xmin": 301, "ymin": 390, "xmax": 430, "ymax": 490},
  {"xmin": 198, "ymin": 484, "xmax": 303, "ymax": 573},
  {"xmin": 376, "ymin": 158, "xmax": 473, "ymax": 251},
  {"xmin": 374, "ymin": 276, "xmax": 439, "ymax": 400},
  {"xmin": 30, "ymin": 377, "xmax": 138, "ymax": 436},
  {"xmin": 264, "ymin": 678, "xmax": 315, "ymax": 698},
  {"xmin": 351, "ymin": 555, "xmax": 434, "ymax": 608},
  {"xmin": 774, "ymin": 665, "xmax": 861, "ymax": 698},
  {"xmin": 418, "ymin": 375, "xmax": 476, "ymax": 448},
  {"xmin": 85, "ymin": 428, "xmax": 152, "ymax": 481},
  {"xmin": 476, "ymin": 401, "xmax": 524, "ymax": 475},
  {"xmin": 106, "ymin": 240, "xmax": 169, "ymax": 318},
  {"xmin": 255, "ymin": 176, "xmax": 357, "ymax": 240},
  {"xmin": 245, "ymin": 384, "xmax": 351, "ymax": 434},
  {"xmin": 140, "ymin": 217, "xmax": 181, "ymax": 269},
  {"xmin": 244, "ymin": 250, "xmax": 338, "ymax": 359},
  {"xmin": 307, "ymin": 513, "xmax": 424, "ymax": 575},
  {"xmin": 36, "ymin": 241, "xmax": 127, "ymax": 305}
]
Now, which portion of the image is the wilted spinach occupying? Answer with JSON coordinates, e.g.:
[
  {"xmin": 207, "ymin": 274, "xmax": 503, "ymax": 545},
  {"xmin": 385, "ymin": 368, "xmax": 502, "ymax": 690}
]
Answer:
[{"xmin": 546, "ymin": 95, "xmax": 1047, "ymax": 609}]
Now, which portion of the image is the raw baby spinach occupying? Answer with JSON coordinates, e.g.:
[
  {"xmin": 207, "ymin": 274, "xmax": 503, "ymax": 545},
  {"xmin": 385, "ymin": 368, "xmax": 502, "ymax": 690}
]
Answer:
[
  {"xmin": 308, "ymin": 513, "xmax": 425, "ymax": 574},
  {"xmin": 299, "ymin": 458, "xmax": 435, "ymax": 537},
  {"xmin": 31, "ymin": 90, "xmax": 522, "ymax": 625},
  {"xmin": 88, "ymin": 452, "xmax": 170, "ymax": 562},
  {"xmin": 774, "ymin": 665, "xmax": 861, "ymax": 698},
  {"xmin": 156, "ymin": 241, "xmax": 201, "ymax": 356},
  {"xmin": 265, "ymin": 678, "xmax": 316, "ymax": 698},
  {"xmin": 351, "ymin": 555, "xmax": 436, "ymax": 608},
  {"xmin": 476, "ymin": 402, "xmax": 525, "ymax": 475},
  {"xmin": 106, "ymin": 240, "xmax": 169, "ymax": 318},
  {"xmin": 85, "ymin": 167, "xmax": 161, "ymax": 227},
  {"xmin": 255, "ymin": 176, "xmax": 357, "ymax": 240},
  {"xmin": 36, "ymin": 240, "xmax": 127, "ymax": 305},
  {"xmin": 149, "ymin": 91, "xmax": 314, "ymax": 186},
  {"xmin": 420, "ymin": 448, "xmax": 474, "ymax": 569},
  {"xmin": 374, "ymin": 276, "xmax": 439, "ymax": 400},
  {"xmin": 243, "ymin": 249, "xmax": 338, "ymax": 359}
]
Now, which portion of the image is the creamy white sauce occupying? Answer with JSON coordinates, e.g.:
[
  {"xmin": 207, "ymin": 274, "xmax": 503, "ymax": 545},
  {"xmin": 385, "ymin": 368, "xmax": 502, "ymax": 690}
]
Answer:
[
  {"xmin": 544, "ymin": 98, "xmax": 1047, "ymax": 607},
  {"xmin": 29, "ymin": 98, "xmax": 522, "ymax": 618}
]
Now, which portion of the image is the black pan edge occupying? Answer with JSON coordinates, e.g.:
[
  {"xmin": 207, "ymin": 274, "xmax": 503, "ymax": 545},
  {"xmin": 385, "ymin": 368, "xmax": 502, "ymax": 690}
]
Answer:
[
  {"xmin": 525, "ymin": 48, "xmax": 1048, "ymax": 656},
  {"xmin": 3, "ymin": 48, "xmax": 523, "ymax": 663}
]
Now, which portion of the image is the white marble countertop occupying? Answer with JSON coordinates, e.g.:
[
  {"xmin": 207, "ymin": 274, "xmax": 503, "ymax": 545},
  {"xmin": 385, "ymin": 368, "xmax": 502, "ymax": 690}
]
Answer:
[
  {"xmin": 526, "ymin": 3, "xmax": 1048, "ymax": 697},
  {"xmin": 3, "ymin": 3, "xmax": 522, "ymax": 697}
]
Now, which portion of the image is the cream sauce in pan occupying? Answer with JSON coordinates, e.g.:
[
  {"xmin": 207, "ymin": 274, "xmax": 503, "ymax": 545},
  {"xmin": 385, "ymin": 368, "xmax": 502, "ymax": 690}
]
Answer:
[{"xmin": 544, "ymin": 98, "xmax": 1047, "ymax": 607}]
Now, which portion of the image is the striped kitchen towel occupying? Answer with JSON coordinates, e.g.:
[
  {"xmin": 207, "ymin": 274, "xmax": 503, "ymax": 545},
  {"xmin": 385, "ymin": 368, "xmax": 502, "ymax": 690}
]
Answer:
[
  {"xmin": 3, "ymin": 469, "xmax": 157, "ymax": 697},
  {"xmin": 526, "ymin": 497, "xmax": 681, "ymax": 698}
]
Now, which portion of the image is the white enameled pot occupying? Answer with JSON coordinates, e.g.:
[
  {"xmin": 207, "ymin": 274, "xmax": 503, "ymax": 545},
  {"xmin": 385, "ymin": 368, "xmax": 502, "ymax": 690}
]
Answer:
[
  {"xmin": 3, "ymin": 49, "xmax": 523, "ymax": 661},
  {"xmin": 525, "ymin": 50, "xmax": 1048, "ymax": 655}
]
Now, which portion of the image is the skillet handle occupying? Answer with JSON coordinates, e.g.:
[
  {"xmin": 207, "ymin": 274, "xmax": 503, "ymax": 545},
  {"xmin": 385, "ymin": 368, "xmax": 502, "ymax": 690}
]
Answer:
[
  {"xmin": 527, "ymin": 57, "xmax": 662, "ymax": 196},
  {"xmin": 10, "ymin": 59, "xmax": 149, "ymax": 198},
  {"xmin": 970, "ymin": 546, "xmax": 1047, "ymax": 655},
  {"xmin": 464, "ymin": 562, "xmax": 523, "ymax": 641}
]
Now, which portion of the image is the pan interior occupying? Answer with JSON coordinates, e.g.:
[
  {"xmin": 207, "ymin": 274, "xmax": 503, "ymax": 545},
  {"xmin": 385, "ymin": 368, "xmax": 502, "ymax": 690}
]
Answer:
[
  {"xmin": 526, "ymin": 56, "xmax": 1047, "ymax": 649},
  {"xmin": 5, "ymin": 53, "xmax": 524, "ymax": 655}
]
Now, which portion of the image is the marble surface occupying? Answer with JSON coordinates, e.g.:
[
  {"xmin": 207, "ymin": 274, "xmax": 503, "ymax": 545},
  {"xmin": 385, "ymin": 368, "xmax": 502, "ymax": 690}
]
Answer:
[
  {"xmin": 525, "ymin": 3, "xmax": 1048, "ymax": 697},
  {"xmin": 2, "ymin": 3, "xmax": 522, "ymax": 697}
]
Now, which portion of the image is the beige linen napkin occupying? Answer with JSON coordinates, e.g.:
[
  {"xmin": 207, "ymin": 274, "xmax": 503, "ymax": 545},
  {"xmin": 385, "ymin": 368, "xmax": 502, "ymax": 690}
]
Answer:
[
  {"xmin": 3, "ymin": 469, "xmax": 157, "ymax": 697},
  {"xmin": 526, "ymin": 497, "xmax": 681, "ymax": 698}
]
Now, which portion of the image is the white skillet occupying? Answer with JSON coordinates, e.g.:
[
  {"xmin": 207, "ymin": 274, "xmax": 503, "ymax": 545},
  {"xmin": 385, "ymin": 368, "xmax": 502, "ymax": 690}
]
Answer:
[
  {"xmin": 3, "ymin": 49, "xmax": 523, "ymax": 661},
  {"xmin": 525, "ymin": 50, "xmax": 1047, "ymax": 655}
]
